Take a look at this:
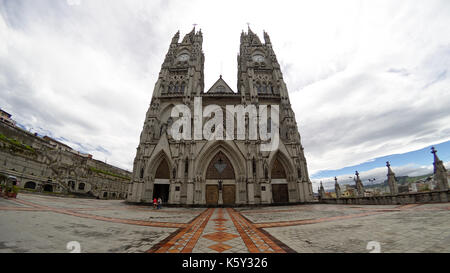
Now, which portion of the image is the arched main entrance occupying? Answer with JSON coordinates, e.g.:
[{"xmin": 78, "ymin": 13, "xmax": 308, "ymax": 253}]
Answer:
[
  {"xmin": 24, "ymin": 181, "xmax": 36, "ymax": 189},
  {"xmin": 271, "ymin": 157, "xmax": 289, "ymax": 203},
  {"xmin": 43, "ymin": 184, "xmax": 53, "ymax": 192},
  {"xmin": 153, "ymin": 158, "xmax": 170, "ymax": 203},
  {"xmin": 205, "ymin": 151, "xmax": 235, "ymax": 205}
]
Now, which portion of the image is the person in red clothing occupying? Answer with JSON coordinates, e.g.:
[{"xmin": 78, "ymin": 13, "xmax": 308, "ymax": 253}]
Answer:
[{"xmin": 153, "ymin": 197, "xmax": 157, "ymax": 209}]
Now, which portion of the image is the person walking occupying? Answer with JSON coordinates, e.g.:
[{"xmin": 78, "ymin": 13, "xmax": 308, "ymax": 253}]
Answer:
[
  {"xmin": 153, "ymin": 197, "xmax": 157, "ymax": 209},
  {"xmin": 157, "ymin": 197, "xmax": 162, "ymax": 209}
]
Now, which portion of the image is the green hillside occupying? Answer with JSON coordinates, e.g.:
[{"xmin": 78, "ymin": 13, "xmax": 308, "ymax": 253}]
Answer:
[{"xmin": 365, "ymin": 173, "xmax": 434, "ymax": 189}]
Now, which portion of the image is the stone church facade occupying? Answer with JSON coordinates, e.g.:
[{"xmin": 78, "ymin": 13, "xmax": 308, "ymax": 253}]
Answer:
[{"xmin": 127, "ymin": 27, "xmax": 313, "ymax": 205}]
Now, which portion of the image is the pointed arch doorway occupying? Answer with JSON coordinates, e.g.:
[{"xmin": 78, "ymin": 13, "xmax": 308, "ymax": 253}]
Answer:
[
  {"xmin": 205, "ymin": 151, "xmax": 236, "ymax": 205},
  {"xmin": 271, "ymin": 157, "xmax": 289, "ymax": 203},
  {"xmin": 153, "ymin": 158, "xmax": 170, "ymax": 203}
]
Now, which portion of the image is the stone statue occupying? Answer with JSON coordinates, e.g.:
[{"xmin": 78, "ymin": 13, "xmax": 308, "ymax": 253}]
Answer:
[
  {"xmin": 319, "ymin": 181, "xmax": 326, "ymax": 200},
  {"xmin": 432, "ymin": 147, "xmax": 449, "ymax": 190},
  {"xmin": 355, "ymin": 171, "xmax": 364, "ymax": 197},
  {"xmin": 334, "ymin": 177, "xmax": 341, "ymax": 199},
  {"xmin": 386, "ymin": 161, "xmax": 398, "ymax": 195}
]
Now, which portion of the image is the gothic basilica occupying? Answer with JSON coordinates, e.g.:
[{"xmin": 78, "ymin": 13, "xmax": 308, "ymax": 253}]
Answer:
[{"xmin": 127, "ymin": 27, "xmax": 313, "ymax": 206}]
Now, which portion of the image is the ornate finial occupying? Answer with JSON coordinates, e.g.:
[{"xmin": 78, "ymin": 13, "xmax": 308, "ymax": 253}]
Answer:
[
  {"xmin": 246, "ymin": 22, "xmax": 252, "ymax": 33},
  {"xmin": 431, "ymin": 146, "xmax": 437, "ymax": 155},
  {"xmin": 334, "ymin": 176, "xmax": 337, "ymax": 183},
  {"xmin": 386, "ymin": 161, "xmax": 390, "ymax": 167},
  {"xmin": 193, "ymin": 23, "xmax": 197, "ymax": 30},
  {"xmin": 355, "ymin": 170, "xmax": 359, "ymax": 176},
  {"xmin": 172, "ymin": 30, "xmax": 180, "ymax": 43}
]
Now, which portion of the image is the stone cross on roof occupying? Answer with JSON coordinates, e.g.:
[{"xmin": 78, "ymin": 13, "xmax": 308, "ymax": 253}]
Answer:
[{"xmin": 431, "ymin": 146, "xmax": 437, "ymax": 155}]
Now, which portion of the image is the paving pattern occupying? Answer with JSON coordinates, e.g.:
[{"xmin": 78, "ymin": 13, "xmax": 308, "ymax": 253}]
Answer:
[{"xmin": 0, "ymin": 193, "xmax": 449, "ymax": 253}]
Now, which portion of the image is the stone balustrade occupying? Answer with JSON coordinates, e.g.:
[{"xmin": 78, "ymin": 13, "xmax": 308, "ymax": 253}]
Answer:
[{"xmin": 320, "ymin": 190, "xmax": 449, "ymax": 205}]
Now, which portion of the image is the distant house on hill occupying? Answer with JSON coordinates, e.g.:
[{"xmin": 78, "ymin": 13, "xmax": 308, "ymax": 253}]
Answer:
[
  {"xmin": 0, "ymin": 109, "xmax": 16, "ymax": 127},
  {"xmin": 342, "ymin": 185, "xmax": 356, "ymax": 197},
  {"xmin": 398, "ymin": 185, "xmax": 410, "ymax": 193}
]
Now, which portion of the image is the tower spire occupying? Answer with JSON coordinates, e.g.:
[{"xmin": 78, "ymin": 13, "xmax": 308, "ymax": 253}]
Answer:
[{"xmin": 246, "ymin": 22, "xmax": 254, "ymax": 34}]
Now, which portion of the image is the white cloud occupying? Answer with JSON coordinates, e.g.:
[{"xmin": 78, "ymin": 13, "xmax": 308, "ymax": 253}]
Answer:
[{"xmin": 0, "ymin": 0, "xmax": 449, "ymax": 174}]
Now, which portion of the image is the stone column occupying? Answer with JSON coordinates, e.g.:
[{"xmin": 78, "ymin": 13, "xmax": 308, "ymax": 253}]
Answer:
[
  {"xmin": 247, "ymin": 181, "xmax": 255, "ymax": 205},
  {"xmin": 297, "ymin": 180, "xmax": 305, "ymax": 202},
  {"xmin": 217, "ymin": 180, "xmax": 223, "ymax": 205},
  {"xmin": 137, "ymin": 182, "xmax": 146, "ymax": 202},
  {"xmin": 168, "ymin": 180, "xmax": 175, "ymax": 204},
  {"xmin": 142, "ymin": 179, "xmax": 153, "ymax": 203},
  {"xmin": 186, "ymin": 181, "xmax": 194, "ymax": 205},
  {"xmin": 302, "ymin": 180, "xmax": 312, "ymax": 202},
  {"xmin": 130, "ymin": 181, "xmax": 140, "ymax": 202},
  {"xmin": 126, "ymin": 182, "xmax": 133, "ymax": 201},
  {"xmin": 193, "ymin": 176, "xmax": 202, "ymax": 205},
  {"xmin": 238, "ymin": 176, "xmax": 247, "ymax": 205}
]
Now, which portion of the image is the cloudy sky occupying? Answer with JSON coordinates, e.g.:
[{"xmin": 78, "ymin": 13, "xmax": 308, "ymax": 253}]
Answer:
[{"xmin": 1, "ymin": 0, "xmax": 449, "ymax": 190}]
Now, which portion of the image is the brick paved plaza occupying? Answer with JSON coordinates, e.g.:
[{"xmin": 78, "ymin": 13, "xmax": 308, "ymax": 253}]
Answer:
[{"xmin": 0, "ymin": 193, "xmax": 449, "ymax": 253}]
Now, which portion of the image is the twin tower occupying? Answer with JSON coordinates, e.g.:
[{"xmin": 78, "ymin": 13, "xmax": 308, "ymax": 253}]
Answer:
[{"xmin": 126, "ymin": 27, "xmax": 314, "ymax": 206}]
